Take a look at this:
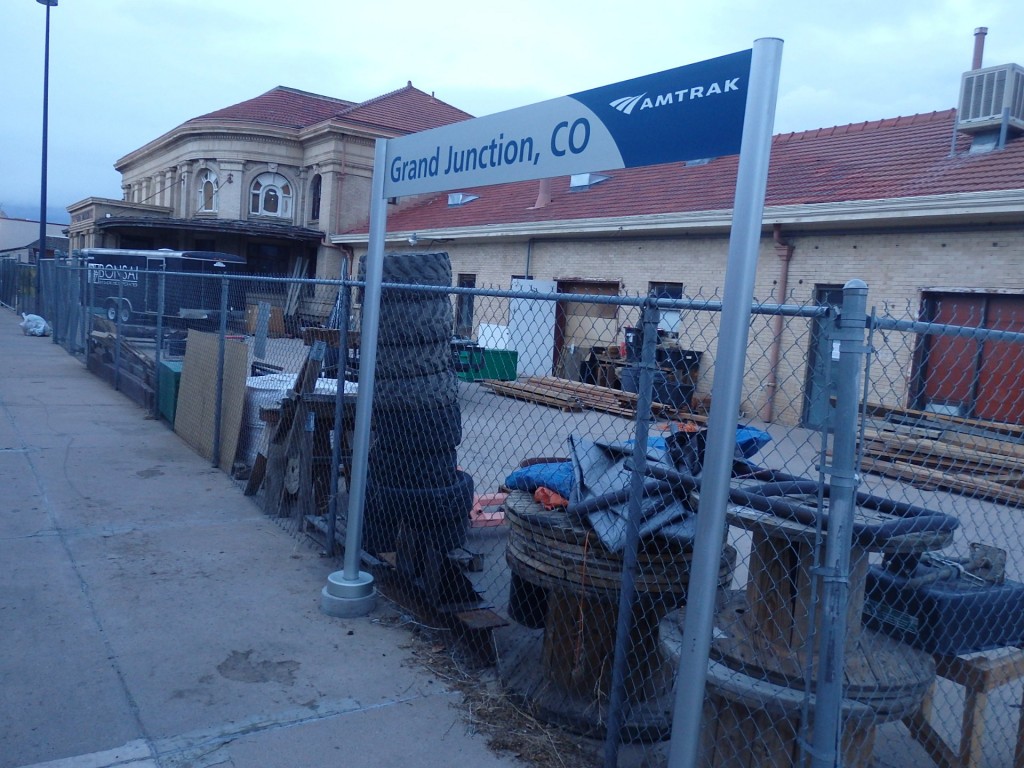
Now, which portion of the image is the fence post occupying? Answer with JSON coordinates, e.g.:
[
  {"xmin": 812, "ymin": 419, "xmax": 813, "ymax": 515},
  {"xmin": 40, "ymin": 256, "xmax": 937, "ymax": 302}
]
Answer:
[
  {"xmin": 153, "ymin": 271, "xmax": 166, "ymax": 419},
  {"xmin": 79, "ymin": 261, "xmax": 86, "ymax": 355},
  {"xmin": 86, "ymin": 263, "xmax": 95, "ymax": 354},
  {"xmin": 212, "ymin": 277, "xmax": 229, "ymax": 469},
  {"xmin": 327, "ymin": 261, "xmax": 351, "ymax": 556},
  {"xmin": 114, "ymin": 279, "xmax": 124, "ymax": 391},
  {"xmin": 51, "ymin": 258, "xmax": 61, "ymax": 346},
  {"xmin": 603, "ymin": 301, "xmax": 660, "ymax": 767},
  {"xmin": 809, "ymin": 278, "xmax": 869, "ymax": 768}
]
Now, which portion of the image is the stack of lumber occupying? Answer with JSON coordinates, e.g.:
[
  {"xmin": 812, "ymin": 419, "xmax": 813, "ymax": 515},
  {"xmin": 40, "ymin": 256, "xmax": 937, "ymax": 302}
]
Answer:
[
  {"xmin": 480, "ymin": 375, "xmax": 701, "ymax": 420},
  {"xmin": 87, "ymin": 317, "xmax": 158, "ymax": 409},
  {"xmin": 89, "ymin": 317, "xmax": 157, "ymax": 381},
  {"xmin": 858, "ymin": 403, "xmax": 1024, "ymax": 505}
]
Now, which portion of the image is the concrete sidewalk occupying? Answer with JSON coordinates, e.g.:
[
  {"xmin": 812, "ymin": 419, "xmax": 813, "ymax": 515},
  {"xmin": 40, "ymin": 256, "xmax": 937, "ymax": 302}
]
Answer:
[{"xmin": 0, "ymin": 309, "xmax": 522, "ymax": 768}]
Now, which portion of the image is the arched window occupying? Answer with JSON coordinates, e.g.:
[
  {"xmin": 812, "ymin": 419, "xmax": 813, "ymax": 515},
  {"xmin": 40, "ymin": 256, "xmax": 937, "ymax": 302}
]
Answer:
[
  {"xmin": 249, "ymin": 172, "xmax": 293, "ymax": 218},
  {"xmin": 309, "ymin": 174, "xmax": 322, "ymax": 221},
  {"xmin": 196, "ymin": 169, "xmax": 218, "ymax": 212}
]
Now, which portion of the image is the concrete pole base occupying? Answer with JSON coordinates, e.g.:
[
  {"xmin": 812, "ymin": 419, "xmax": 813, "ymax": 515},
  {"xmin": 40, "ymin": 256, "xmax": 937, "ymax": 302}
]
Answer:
[{"xmin": 320, "ymin": 570, "xmax": 377, "ymax": 618}]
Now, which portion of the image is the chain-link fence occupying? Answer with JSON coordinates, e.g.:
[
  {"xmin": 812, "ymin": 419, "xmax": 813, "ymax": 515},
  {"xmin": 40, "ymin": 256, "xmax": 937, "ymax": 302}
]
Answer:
[
  {"xmin": 0, "ymin": 258, "xmax": 39, "ymax": 315},
  {"xmin": 49, "ymin": 253, "xmax": 1024, "ymax": 768}
]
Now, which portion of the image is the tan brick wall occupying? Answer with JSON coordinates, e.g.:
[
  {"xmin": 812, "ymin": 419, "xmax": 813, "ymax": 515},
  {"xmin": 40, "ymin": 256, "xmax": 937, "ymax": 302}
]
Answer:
[{"xmin": 359, "ymin": 226, "xmax": 1024, "ymax": 425}]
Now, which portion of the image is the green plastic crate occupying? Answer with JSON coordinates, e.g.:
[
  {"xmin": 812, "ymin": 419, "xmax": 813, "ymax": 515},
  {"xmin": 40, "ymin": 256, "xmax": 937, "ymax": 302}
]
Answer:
[
  {"xmin": 158, "ymin": 360, "xmax": 183, "ymax": 425},
  {"xmin": 457, "ymin": 348, "xmax": 518, "ymax": 381}
]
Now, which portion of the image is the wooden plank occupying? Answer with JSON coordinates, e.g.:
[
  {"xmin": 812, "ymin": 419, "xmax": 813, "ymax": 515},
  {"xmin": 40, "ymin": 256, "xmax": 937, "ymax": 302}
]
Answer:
[
  {"xmin": 860, "ymin": 455, "xmax": 1024, "ymax": 505},
  {"xmin": 244, "ymin": 453, "xmax": 267, "ymax": 496},
  {"xmin": 865, "ymin": 401, "xmax": 1024, "ymax": 439}
]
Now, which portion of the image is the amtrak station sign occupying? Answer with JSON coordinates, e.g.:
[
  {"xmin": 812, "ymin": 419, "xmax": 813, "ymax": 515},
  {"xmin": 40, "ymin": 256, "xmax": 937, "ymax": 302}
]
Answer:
[{"xmin": 384, "ymin": 48, "xmax": 753, "ymax": 198}]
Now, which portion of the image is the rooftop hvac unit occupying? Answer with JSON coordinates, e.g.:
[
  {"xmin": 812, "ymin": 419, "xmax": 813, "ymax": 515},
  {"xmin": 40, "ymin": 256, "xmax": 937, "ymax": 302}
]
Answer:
[{"xmin": 957, "ymin": 63, "xmax": 1024, "ymax": 135}]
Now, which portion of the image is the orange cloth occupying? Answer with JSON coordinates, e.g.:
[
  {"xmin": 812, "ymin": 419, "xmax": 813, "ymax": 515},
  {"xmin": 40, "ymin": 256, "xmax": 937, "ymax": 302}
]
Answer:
[{"xmin": 534, "ymin": 487, "xmax": 569, "ymax": 510}]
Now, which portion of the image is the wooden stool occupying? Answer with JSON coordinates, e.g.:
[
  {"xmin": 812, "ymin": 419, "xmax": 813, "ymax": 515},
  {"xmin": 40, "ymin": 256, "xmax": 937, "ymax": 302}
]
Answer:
[{"xmin": 903, "ymin": 648, "xmax": 1024, "ymax": 768}]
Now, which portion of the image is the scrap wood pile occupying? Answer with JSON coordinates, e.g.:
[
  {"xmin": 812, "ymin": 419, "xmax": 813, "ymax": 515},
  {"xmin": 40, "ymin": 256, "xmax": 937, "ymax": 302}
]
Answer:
[
  {"xmin": 88, "ymin": 317, "xmax": 158, "ymax": 386},
  {"xmin": 480, "ymin": 375, "xmax": 703, "ymax": 421},
  {"xmin": 858, "ymin": 402, "xmax": 1024, "ymax": 506}
]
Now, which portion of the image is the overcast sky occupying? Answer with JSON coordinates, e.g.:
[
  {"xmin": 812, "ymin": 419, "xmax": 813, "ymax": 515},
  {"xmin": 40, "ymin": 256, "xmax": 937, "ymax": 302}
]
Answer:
[{"xmin": 3, "ymin": 0, "xmax": 1023, "ymax": 224}]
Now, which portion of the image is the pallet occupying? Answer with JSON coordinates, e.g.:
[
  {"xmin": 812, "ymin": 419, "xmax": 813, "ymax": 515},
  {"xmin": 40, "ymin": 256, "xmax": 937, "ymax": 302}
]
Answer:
[{"xmin": 480, "ymin": 375, "xmax": 695, "ymax": 420}]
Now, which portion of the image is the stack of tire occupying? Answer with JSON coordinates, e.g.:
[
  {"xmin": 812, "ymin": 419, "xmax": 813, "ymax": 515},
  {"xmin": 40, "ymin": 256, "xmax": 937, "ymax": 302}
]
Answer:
[{"xmin": 363, "ymin": 252, "xmax": 473, "ymax": 560}]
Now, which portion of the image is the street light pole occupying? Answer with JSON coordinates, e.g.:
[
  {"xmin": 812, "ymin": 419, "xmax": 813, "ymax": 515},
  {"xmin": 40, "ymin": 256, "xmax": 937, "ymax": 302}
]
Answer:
[{"xmin": 37, "ymin": 0, "xmax": 57, "ymax": 314}]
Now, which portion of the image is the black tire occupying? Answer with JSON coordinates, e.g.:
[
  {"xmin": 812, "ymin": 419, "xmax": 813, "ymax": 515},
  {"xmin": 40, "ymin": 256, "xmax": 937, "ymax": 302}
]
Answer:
[
  {"xmin": 368, "ymin": 446, "xmax": 460, "ymax": 489},
  {"xmin": 381, "ymin": 252, "xmax": 452, "ymax": 287},
  {"xmin": 375, "ymin": 339, "xmax": 452, "ymax": 380},
  {"xmin": 371, "ymin": 470, "xmax": 472, "ymax": 551},
  {"xmin": 378, "ymin": 298, "xmax": 453, "ymax": 338},
  {"xmin": 373, "ymin": 401, "xmax": 462, "ymax": 453},
  {"xmin": 379, "ymin": 284, "xmax": 448, "ymax": 304},
  {"xmin": 364, "ymin": 478, "xmax": 402, "ymax": 555},
  {"xmin": 359, "ymin": 252, "xmax": 452, "ymax": 303},
  {"xmin": 374, "ymin": 369, "xmax": 458, "ymax": 410}
]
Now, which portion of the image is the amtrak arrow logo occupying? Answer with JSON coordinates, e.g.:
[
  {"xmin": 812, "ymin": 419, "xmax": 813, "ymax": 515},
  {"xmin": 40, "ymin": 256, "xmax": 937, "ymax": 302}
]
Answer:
[{"xmin": 609, "ymin": 93, "xmax": 647, "ymax": 115}]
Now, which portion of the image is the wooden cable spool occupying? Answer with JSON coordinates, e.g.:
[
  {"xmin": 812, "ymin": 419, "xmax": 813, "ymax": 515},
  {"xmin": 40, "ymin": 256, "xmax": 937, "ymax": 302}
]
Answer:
[
  {"xmin": 694, "ymin": 498, "xmax": 953, "ymax": 768},
  {"xmin": 500, "ymin": 490, "xmax": 737, "ymax": 741}
]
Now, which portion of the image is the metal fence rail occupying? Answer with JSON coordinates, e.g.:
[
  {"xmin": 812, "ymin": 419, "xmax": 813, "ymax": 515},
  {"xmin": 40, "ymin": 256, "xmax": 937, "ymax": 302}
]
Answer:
[{"xmin": 47, "ymin": 257, "xmax": 1024, "ymax": 768}]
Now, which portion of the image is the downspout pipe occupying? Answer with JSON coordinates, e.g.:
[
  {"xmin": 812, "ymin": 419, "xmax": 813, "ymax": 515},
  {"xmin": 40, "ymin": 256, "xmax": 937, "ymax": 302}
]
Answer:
[{"xmin": 760, "ymin": 223, "xmax": 794, "ymax": 422}]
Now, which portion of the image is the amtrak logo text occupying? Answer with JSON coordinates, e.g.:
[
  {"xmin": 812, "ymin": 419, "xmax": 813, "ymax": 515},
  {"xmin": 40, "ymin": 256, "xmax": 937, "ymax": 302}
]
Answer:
[{"xmin": 610, "ymin": 77, "xmax": 741, "ymax": 115}]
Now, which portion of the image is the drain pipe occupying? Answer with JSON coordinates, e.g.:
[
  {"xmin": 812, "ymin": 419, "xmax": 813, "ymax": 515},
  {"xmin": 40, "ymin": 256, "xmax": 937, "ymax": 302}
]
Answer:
[
  {"xmin": 759, "ymin": 224, "xmax": 794, "ymax": 422},
  {"xmin": 523, "ymin": 178, "xmax": 551, "ymax": 277}
]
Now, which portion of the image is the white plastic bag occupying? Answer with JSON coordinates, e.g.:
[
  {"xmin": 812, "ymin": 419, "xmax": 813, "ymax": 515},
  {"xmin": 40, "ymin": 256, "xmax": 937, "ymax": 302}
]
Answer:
[{"xmin": 19, "ymin": 313, "xmax": 51, "ymax": 337}]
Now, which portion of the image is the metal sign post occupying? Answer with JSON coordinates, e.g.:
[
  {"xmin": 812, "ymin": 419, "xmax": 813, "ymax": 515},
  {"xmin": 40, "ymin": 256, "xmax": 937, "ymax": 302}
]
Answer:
[{"xmin": 666, "ymin": 37, "xmax": 783, "ymax": 768}]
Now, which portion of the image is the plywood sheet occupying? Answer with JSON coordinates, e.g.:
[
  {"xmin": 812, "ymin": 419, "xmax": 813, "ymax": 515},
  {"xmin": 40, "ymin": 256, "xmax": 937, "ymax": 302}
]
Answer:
[{"xmin": 174, "ymin": 329, "xmax": 249, "ymax": 472}]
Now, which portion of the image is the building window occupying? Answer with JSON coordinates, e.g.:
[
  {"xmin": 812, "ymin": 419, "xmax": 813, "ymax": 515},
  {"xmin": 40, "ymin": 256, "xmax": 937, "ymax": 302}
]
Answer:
[
  {"xmin": 309, "ymin": 174, "xmax": 322, "ymax": 221},
  {"xmin": 649, "ymin": 281, "xmax": 684, "ymax": 332},
  {"xmin": 456, "ymin": 273, "xmax": 476, "ymax": 337},
  {"xmin": 196, "ymin": 169, "xmax": 218, "ymax": 212},
  {"xmin": 249, "ymin": 172, "xmax": 293, "ymax": 218}
]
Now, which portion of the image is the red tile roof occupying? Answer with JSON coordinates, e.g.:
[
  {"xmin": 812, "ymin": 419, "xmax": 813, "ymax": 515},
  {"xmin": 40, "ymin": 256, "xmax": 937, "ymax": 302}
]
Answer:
[
  {"xmin": 352, "ymin": 109, "xmax": 1024, "ymax": 234},
  {"xmin": 335, "ymin": 83, "xmax": 472, "ymax": 134},
  {"xmin": 189, "ymin": 87, "xmax": 356, "ymax": 129},
  {"xmin": 187, "ymin": 83, "xmax": 471, "ymax": 135}
]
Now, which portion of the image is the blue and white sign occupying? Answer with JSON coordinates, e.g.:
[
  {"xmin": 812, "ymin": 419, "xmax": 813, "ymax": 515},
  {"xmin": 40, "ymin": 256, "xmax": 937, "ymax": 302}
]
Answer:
[{"xmin": 384, "ymin": 49, "xmax": 752, "ymax": 198}]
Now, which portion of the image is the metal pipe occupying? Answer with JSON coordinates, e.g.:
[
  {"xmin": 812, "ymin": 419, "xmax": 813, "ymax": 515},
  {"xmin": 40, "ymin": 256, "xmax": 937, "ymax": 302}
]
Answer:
[
  {"xmin": 343, "ymin": 139, "xmax": 389, "ymax": 583},
  {"xmin": 668, "ymin": 37, "xmax": 784, "ymax": 768},
  {"xmin": 972, "ymin": 27, "xmax": 988, "ymax": 70},
  {"xmin": 36, "ymin": 0, "xmax": 56, "ymax": 318}
]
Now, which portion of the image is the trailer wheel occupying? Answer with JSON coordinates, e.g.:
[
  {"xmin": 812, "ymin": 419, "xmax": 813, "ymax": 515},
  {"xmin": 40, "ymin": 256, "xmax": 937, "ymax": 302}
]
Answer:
[{"xmin": 105, "ymin": 300, "xmax": 132, "ymax": 324}]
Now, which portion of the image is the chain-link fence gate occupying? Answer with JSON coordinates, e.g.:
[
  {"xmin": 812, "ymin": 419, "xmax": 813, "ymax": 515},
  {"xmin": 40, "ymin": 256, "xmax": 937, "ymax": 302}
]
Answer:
[{"xmin": 49, "ymin": 254, "xmax": 1024, "ymax": 768}]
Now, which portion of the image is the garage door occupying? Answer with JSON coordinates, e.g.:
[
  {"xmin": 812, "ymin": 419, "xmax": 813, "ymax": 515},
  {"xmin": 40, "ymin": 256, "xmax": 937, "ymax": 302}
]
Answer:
[{"xmin": 915, "ymin": 293, "xmax": 1024, "ymax": 425}]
